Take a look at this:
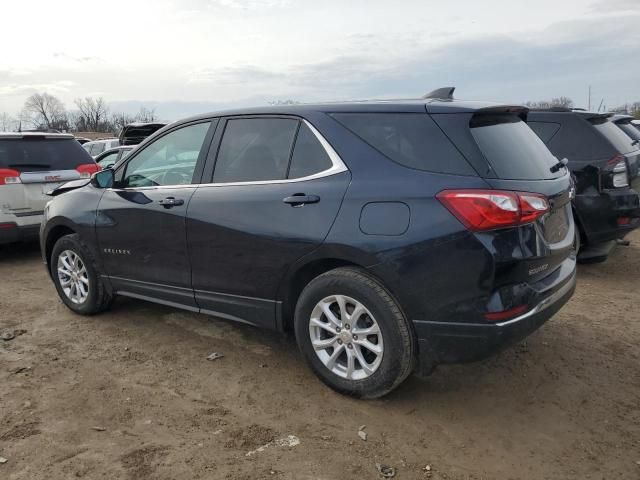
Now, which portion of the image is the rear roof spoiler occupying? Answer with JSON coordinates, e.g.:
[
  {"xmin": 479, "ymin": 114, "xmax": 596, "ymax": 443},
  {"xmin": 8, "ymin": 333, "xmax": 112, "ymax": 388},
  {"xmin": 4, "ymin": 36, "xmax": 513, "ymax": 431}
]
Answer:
[{"xmin": 423, "ymin": 87, "xmax": 455, "ymax": 100}]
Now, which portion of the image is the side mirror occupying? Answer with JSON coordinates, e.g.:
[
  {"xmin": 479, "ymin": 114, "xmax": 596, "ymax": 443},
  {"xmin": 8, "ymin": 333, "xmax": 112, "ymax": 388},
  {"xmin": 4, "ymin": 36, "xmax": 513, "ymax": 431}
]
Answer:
[{"xmin": 91, "ymin": 169, "xmax": 114, "ymax": 189}]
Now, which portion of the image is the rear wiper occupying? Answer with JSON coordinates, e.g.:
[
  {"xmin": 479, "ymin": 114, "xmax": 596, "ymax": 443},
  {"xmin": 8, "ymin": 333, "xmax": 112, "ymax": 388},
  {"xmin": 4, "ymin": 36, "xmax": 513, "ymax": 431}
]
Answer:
[
  {"xmin": 631, "ymin": 139, "xmax": 639, "ymax": 147},
  {"xmin": 550, "ymin": 158, "xmax": 569, "ymax": 173}
]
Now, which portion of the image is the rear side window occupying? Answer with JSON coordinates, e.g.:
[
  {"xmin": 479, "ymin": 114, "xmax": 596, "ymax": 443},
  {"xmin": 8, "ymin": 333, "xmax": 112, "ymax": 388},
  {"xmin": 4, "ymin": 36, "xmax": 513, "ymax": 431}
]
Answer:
[
  {"xmin": 590, "ymin": 118, "xmax": 637, "ymax": 154},
  {"xmin": 470, "ymin": 114, "xmax": 563, "ymax": 180},
  {"xmin": 331, "ymin": 113, "xmax": 475, "ymax": 175},
  {"xmin": 0, "ymin": 138, "xmax": 94, "ymax": 172},
  {"xmin": 528, "ymin": 121, "xmax": 561, "ymax": 143},
  {"xmin": 214, "ymin": 118, "xmax": 298, "ymax": 182},
  {"xmin": 288, "ymin": 123, "xmax": 332, "ymax": 179}
]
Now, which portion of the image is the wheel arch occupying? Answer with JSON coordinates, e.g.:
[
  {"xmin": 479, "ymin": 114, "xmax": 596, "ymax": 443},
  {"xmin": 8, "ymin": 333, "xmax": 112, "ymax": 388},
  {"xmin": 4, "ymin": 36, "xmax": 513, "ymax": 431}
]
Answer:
[
  {"xmin": 44, "ymin": 224, "xmax": 77, "ymax": 275},
  {"xmin": 279, "ymin": 257, "xmax": 364, "ymax": 332}
]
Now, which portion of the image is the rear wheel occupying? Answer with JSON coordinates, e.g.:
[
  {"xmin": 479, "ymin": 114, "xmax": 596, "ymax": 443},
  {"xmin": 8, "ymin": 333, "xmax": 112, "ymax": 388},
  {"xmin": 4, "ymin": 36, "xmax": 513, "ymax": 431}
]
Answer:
[
  {"xmin": 294, "ymin": 267, "xmax": 415, "ymax": 399},
  {"xmin": 50, "ymin": 234, "xmax": 112, "ymax": 315}
]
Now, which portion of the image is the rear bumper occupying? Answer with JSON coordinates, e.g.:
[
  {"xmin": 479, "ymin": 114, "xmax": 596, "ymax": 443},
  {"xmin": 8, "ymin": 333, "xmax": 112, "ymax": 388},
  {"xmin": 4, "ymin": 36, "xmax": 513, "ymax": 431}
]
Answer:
[
  {"xmin": 575, "ymin": 188, "xmax": 640, "ymax": 245},
  {"xmin": 0, "ymin": 223, "xmax": 40, "ymax": 245},
  {"xmin": 413, "ymin": 265, "xmax": 576, "ymax": 371}
]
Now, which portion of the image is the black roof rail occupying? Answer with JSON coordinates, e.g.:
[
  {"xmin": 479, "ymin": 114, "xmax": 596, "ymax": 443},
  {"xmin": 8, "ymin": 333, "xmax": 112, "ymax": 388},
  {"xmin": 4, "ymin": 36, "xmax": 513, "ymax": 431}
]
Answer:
[{"xmin": 422, "ymin": 87, "xmax": 455, "ymax": 100}]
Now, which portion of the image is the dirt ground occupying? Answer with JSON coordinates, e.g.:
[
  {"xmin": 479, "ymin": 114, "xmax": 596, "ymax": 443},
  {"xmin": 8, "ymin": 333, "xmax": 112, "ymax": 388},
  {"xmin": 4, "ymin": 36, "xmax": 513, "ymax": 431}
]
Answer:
[{"xmin": 1, "ymin": 232, "xmax": 639, "ymax": 480}]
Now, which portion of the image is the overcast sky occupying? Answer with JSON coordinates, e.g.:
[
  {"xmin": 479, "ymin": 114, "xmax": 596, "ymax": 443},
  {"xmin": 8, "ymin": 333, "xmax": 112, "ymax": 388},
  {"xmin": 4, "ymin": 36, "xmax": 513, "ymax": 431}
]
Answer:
[{"xmin": 1, "ymin": 0, "xmax": 639, "ymax": 120}]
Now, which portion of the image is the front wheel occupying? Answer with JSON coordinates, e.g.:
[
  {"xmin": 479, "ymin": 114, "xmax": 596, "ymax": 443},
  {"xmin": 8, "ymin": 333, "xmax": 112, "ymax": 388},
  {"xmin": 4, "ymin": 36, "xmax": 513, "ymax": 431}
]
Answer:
[
  {"xmin": 294, "ymin": 267, "xmax": 416, "ymax": 399},
  {"xmin": 50, "ymin": 234, "xmax": 112, "ymax": 315}
]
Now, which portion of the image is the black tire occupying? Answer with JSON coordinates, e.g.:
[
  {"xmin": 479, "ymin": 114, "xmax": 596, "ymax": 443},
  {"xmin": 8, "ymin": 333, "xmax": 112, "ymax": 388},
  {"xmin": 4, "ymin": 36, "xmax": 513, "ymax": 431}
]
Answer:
[
  {"xmin": 50, "ymin": 234, "xmax": 113, "ymax": 315},
  {"xmin": 294, "ymin": 267, "xmax": 416, "ymax": 399}
]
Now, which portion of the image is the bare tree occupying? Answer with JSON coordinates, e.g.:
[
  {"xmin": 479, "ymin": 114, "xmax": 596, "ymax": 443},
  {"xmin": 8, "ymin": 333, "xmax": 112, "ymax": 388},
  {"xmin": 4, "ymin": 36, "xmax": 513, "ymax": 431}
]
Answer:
[
  {"xmin": 135, "ymin": 107, "xmax": 158, "ymax": 123},
  {"xmin": 0, "ymin": 112, "xmax": 18, "ymax": 132},
  {"xmin": 74, "ymin": 97, "xmax": 110, "ymax": 132},
  {"xmin": 524, "ymin": 97, "xmax": 574, "ymax": 109},
  {"xmin": 111, "ymin": 111, "xmax": 137, "ymax": 133},
  {"xmin": 22, "ymin": 92, "xmax": 68, "ymax": 130}
]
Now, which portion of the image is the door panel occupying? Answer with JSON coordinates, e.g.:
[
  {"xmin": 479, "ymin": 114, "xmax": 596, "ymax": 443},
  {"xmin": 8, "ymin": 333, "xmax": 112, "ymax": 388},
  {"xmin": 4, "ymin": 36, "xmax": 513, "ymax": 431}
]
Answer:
[
  {"xmin": 96, "ymin": 187, "xmax": 198, "ymax": 307},
  {"xmin": 187, "ymin": 172, "xmax": 350, "ymax": 328},
  {"xmin": 95, "ymin": 120, "xmax": 215, "ymax": 308}
]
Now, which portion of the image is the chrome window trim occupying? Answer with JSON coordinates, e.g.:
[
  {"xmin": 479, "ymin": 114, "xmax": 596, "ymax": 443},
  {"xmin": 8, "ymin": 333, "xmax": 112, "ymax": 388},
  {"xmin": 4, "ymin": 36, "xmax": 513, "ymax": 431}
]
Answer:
[
  {"xmin": 199, "ymin": 119, "xmax": 348, "ymax": 187},
  {"xmin": 109, "ymin": 118, "xmax": 348, "ymax": 191}
]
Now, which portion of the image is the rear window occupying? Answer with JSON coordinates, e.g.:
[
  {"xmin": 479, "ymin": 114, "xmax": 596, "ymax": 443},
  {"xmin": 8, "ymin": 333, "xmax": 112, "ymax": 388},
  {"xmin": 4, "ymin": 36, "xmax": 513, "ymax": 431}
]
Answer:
[
  {"xmin": 528, "ymin": 121, "xmax": 561, "ymax": 143},
  {"xmin": 615, "ymin": 122, "xmax": 640, "ymax": 142},
  {"xmin": 470, "ymin": 114, "xmax": 564, "ymax": 180},
  {"xmin": 0, "ymin": 138, "xmax": 94, "ymax": 172},
  {"xmin": 590, "ymin": 118, "xmax": 637, "ymax": 154},
  {"xmin": 331, "ymin": 113, "xmax": 475, "ymax": 175}
]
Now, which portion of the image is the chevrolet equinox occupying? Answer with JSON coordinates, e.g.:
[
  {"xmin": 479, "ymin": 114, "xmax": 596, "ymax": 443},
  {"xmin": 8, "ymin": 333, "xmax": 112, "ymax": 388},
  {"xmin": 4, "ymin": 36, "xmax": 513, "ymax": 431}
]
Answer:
[{"xmin": 41, "ymin": 92, "xmax": 577, "ymax": 398}]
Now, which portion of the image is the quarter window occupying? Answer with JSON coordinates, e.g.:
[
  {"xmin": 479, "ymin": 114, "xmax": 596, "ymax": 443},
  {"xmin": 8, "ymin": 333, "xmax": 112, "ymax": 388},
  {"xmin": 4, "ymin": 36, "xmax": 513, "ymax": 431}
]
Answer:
[
  {"xmin": 332, "ymin": 112, "xmax": 475, "ymax": 175},
  {"xmin": 288, "ymin": 123, "xmax": 333, "ymax": 179},
  {"xmin": 213, "ymin": 118, "xmax": 298, "ymax": 183},
  {"xmin": 121, "ymin": 122, "xmax": 211, "ymax": 187}
]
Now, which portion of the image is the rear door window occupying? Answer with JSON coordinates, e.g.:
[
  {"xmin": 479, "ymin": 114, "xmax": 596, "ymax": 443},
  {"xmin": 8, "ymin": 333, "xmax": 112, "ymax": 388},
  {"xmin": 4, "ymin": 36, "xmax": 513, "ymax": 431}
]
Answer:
[
  {"xmin": 213, "ymin": 118, "xmax": 298, "ymax": 182},
  {"xmin": 590, "ymin": 118, "xmax": 637, "ymax": 154},
  {"xmin": 470, "ymin": 114, "xmax": 563, "ymax": 180},
  {"xmin": 287, "ymin": 123, "xmax": 333, "ymax": 179},
  {"xmin": 0, "ymin": 138, "xmax": 94, "ymax": 172},
  {"xmin": 332, "ymin": 113, "xmax": 475, "ymax": 175}
]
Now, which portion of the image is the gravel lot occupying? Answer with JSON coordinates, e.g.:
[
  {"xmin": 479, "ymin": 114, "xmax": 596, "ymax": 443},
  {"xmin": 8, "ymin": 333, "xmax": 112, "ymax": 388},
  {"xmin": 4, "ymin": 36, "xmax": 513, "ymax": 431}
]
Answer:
[{"xmin": 1, "ymin": 232, "xmax": 639, "ymax": 479}]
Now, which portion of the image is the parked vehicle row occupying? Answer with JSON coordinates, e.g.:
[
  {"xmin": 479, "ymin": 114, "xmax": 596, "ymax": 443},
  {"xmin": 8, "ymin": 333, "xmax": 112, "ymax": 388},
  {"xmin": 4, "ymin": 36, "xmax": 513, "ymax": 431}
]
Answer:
[
  {"xmin": 2, "ymin": 88, "xmax": 638, "ymax": 398},
  {"xmin": 80, "ymin": 122, "xmax": 166, "ymax": 158},
  {"xmin": 527, "ymin": 109, "xmax": 640, "ymax": 262}
]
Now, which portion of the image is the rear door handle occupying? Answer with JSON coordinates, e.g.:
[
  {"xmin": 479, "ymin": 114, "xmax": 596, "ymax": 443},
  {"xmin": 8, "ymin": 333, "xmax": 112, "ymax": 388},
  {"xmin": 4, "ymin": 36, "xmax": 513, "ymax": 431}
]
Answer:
[
  {"xmin": 158, "ymin": 197, "xmax": 184, "ymax": 208},
  {"xmin": 283, "ymin": 193, "xmax": 320, "ymax": 207}
]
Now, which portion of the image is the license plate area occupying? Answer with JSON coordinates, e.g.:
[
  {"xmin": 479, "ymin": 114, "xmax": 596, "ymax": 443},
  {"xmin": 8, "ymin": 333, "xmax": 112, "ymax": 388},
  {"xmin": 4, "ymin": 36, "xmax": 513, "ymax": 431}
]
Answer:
[{"xmin": 541, "ymin": 207, "xmax": 569, "ymax": 244}]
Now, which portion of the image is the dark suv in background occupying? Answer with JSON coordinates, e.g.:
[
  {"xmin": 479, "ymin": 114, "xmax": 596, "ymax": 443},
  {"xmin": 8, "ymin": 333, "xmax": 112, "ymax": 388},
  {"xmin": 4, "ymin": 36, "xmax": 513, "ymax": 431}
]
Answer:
[
  {"xmin": 528, "ymin": 109, "xmax": 640, "ymax": 262},
  {"xmin": 40, "ymin": 93, "xmax": 576, "ymax": 398}
]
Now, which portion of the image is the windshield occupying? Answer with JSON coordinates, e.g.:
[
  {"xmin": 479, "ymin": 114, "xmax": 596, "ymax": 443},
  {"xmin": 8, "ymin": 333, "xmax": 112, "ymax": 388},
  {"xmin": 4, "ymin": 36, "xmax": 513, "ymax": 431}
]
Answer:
[
  {"xmin": 590, "ymin": 118, "xmax": 638, "ymax": 154},
  {"xmin": 0, "ymin": 138, "xmax": 94, "ymax": 172},
  {"xmin": 470, "ymin": 114, "xmax": 564, "ymax": 180}
]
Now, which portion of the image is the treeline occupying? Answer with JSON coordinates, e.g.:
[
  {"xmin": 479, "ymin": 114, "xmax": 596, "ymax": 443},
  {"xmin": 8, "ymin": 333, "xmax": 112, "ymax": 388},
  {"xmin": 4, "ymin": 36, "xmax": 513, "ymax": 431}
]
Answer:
[
  {"xmin": 0, "ymin": 92, "xmax": 159, "ymax": 133},
  {"xmin": 524, "ymin": 96, "xmax": 640, "ymax": 119}
]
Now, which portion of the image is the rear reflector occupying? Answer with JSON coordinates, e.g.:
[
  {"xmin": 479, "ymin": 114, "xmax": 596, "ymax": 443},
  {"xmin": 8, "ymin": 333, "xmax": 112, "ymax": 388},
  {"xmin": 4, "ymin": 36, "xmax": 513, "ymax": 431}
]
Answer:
[
  {"xmin": 436, "ymin": 189, "xmax": 550, "ymax": 231},
  {"xmin": 617, "ymin": 217, "xmax": 631, "ymax": 226},
  {"xmin": 484, "ymin": 305, "xmax": 529, "ymax": 322},
  {"xmin": 0, "ymin": 168, "xmax": 21, "ymax": 186},
  {"xmin": 0, "ymin": 222, "xmax": 17, "ymax": 229},
  {"xmin": 76, "ymin": 163, "xmax": 101, "ymax": 178}
]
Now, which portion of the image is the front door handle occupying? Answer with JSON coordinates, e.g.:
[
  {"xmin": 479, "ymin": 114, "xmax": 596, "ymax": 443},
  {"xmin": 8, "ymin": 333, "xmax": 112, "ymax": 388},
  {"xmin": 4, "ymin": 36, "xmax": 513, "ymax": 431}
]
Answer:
[
  {"xmin": 283, "ymin": 193, "xmax": 320, "ymax": 207},
  {"xmin": 158, "ymin": 197, "xmax": 184, "ymax": 208}
]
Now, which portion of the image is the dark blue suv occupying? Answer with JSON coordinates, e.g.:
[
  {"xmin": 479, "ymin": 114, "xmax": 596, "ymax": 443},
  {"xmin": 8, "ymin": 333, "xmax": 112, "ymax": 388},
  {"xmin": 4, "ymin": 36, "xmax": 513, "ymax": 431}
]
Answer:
[{"xmin": 40, "ymin": 95, "xmax": 577, "ymax": 398}]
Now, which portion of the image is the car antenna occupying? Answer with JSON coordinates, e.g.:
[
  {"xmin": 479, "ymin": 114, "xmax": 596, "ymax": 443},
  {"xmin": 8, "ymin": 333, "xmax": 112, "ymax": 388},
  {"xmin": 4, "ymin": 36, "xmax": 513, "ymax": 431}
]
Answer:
[{"xmin": 422, "ymin": 87, "xmax": 455, "ymax": 100}]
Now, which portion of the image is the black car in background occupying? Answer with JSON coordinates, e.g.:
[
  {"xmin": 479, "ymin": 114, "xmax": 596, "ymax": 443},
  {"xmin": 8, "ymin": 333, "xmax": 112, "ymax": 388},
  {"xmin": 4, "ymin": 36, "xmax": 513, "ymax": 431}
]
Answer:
[
  {"xmin": 528, "ymin": 109, "xmax": 640, "ymax": 262},
  {"xmin": 118, "ymin": 122, "xmax": 167, "ymax": 146},
  {"xmin": 40, "ymin": 95, "xmax": 576, "ymax": 398}
]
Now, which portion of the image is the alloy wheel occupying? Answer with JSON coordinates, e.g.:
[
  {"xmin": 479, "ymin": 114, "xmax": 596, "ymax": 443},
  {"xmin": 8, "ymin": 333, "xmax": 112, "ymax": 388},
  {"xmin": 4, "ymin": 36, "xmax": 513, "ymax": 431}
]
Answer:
[{"xmin": 309, "ymin": 295, "xmax": 384, "ymax": 380}]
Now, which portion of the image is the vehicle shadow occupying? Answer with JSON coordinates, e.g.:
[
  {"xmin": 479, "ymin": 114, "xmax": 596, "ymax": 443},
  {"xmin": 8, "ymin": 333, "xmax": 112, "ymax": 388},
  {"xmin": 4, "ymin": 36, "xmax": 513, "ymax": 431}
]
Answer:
[{"xmin": 0, "ymin": 241, "xmax": 42, "ymax": 263}]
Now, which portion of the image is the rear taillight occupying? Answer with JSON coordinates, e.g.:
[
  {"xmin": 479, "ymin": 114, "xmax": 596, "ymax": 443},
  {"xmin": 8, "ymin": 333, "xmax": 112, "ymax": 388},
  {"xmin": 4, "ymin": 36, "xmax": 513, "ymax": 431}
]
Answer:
[
  {"xmin": 76, "ymin": 163, "xmax": 101, "ymax": 178},
  {"xmin": 484, "ymin": 305, "xmax": 529, "ymax": 322},
  {"xmin": 0, "ymin": 169, "xmax": 21, "ymax": 186},
  {"xmin": 436, "ymin": 189, "xmax": 550, "ymax": 232},
  {"xmin": 605, "ymin": 154, "xmax": 629, "ymax": 188}
]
